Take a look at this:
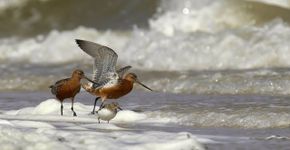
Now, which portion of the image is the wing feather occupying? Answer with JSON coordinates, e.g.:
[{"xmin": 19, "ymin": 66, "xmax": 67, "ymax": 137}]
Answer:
[
  {"xmin": 117, "ymin": 66, "xmax": 132, "ymax": 78},
  {"xmin": 76, "ymin": 39, "xmax": 118, "ymax": 86},
  {"xmin": 49, "ymin": 78, "xmax": 69, "ymax": 95}
]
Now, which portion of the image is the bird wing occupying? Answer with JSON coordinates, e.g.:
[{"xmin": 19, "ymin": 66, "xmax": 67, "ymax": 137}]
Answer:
[
  {"xmin": 76, "ymin": 39, "xmax": 118, "ymax": 87},
  {"xmin": 117, "ymin": 65, "xmax": 132, "ymax": 78},
  {"xmin": 49, "ymin": 78, "xmax": 70, "ymax": 95},
  {"xmin": 89, "ymin": 65, "xmax": 131, "ymax": 89}
]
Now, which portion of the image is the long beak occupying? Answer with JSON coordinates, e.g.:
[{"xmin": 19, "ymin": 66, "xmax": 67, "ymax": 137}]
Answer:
[
  {"xmin": 83, "ymin": 76, "xmax": 98, "ymax": 84},
  {"xmin": 136, "ymin": 80, "xmax": 153, "ymax": 91}
]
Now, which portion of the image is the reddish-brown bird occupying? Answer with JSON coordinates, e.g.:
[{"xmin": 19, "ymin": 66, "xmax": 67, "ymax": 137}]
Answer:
[
  {"xmin": 75, "ymin": 39, "xmax": 153, "ymax": 114},
  {"xmin": 49, "ymin": 69, "xmax": 96, "ymax": 116}
]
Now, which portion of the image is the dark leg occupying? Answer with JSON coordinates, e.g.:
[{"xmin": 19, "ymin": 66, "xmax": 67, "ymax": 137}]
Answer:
[
  {"xmin": 71, "ymin": 97, "xmax": 77, "ymax": 116},
  {"xmin": 60, "ymin": 102, "xmax": 63, "ymax": 116},
  {"xmin": 98, "ymin": 117, "xmax": 100, "ymax": 123},
  {"xmin": 98, "ymin": 102, "xmax": 104, "ymax": 111},
  {"xmin": 107, "ymin": 120, "xmax": 109, "ymax": 123},
  {"xmin": 91, "ymin": 97, "xmax": 100, "ymax": 114}
]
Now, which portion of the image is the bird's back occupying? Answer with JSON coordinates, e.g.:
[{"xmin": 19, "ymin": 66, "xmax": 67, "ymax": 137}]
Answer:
[{"xmin": 50, "ymin": 78, "xmax": 81, "ymax": 101}]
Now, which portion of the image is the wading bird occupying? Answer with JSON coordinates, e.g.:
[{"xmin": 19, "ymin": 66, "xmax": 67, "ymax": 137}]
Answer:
[
  {"xmin": 75, "ymin": 39, "xmax": 153, "ymax": 114},
  {"xmin": 49, "ymin": 69, "xmax": 96, "ymax": 116},
  {"xmin": 97, "ymin": 102, "xmax": 122, "ymax": 123}
]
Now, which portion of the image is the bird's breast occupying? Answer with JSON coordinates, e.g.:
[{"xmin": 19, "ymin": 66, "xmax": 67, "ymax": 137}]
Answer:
[
  {"xmin": 82, "ymin": 83, "xmax": 100, "ymax": 95},
  {"xmin": 100, "ymin": 80, "xmax": 133, "ymax": 99},
  {"xmin": 97, "ymin": 108, "xmax": 116, "ymax": 121},
  {"xmin": 56, "ymin": 80, "xmax": 81, "ymax": 100}
]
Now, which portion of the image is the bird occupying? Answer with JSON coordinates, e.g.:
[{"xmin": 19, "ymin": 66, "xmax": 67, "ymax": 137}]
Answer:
[
  {"xmin": 96, "ymin": 102, "xmax": 122, "ymax": 123},
  {"xmin": 49, "ymin": 69, "xmax": 96, "ymax": 116},
  {"xmin": 75, "ymin": 39, "xmax": 153, "ymax": 114}
]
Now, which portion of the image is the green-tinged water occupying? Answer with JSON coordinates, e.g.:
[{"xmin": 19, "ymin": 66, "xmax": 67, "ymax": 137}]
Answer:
[
  {"xmin": 0, "ymin": 0, "xmax": 158, "ymax": 37},
  {"xmin": 0, "ymin": 0, "xmax": 290, "ymax": 149},
  {"xmin": 2, "ymin": 64, "xmax": 290, "ymax": 96}
]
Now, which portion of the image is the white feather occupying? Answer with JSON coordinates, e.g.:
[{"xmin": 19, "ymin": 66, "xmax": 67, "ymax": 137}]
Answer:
[{"xmin": 97, "ymin": 108, "xmax": 116, "ymax": 121}]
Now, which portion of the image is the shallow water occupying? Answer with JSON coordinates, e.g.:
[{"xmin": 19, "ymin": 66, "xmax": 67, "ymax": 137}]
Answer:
[
  {"xmin": 1, "ymin": 92, "xmax": 290, "ymax": 150},
  {"xmin": 1, "ymin": 0, "xmax": 290, "ymax": 149}
]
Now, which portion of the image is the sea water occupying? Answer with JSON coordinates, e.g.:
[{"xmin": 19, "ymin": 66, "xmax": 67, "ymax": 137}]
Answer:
[{"xmin": 0, "ymin": 0, "xmax": 290, "ymax": 149}]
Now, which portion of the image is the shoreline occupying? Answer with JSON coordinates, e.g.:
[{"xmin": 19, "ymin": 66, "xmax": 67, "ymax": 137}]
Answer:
[{"xmin": 0, "ymin": 91, "xmax": 290, "ymax": 149}]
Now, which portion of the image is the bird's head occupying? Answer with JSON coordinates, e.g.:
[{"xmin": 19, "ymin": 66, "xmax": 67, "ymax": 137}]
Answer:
[
  {"xmin": 125, "ymin": 73, "xmax": 153, "ymax": 91},
  {"xmin": 72, "ymin": 69, "xmax": 85, "ymax": 79},
  {"xmin": 72, "ymin": 69, "xmax": 97, "ymax": 84},
  {"xmin": 106, "ymin": 102, "xmax": 122, "ymax": 111}
]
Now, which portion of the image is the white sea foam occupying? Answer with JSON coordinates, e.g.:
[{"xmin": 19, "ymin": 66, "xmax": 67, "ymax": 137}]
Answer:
[
  {"xmin": 0, "ymin": 126, "xmax": 70, "ymax": 150},
  {"xmin": 0, "ymin": 0, "xmax": 288, "ymax": 12},
  {"xmin": 0, "ymin": 0, "xmax": 290, "ymax": 71},
  {"xmin": 10, "ymin": 120, "xmax": 55, "ymax": 129},
  {"xmin": 124, "ymin": 20, "xmax": 290, "ymax": 70},
  {"xmin": 246, "ymin": 0, "xmax": 290, "ymax": 8},
  {"xmin": 145, "ymin": 108, "xmax": 290, "ymax": 129},
  {"xmin": 4, "ymin": 98, "xmax": 289, "ymax": 130},
  {"xmin": 3, "ymin": 99, "xmax": 148, "ymax": 124},
  {"xmin": 0, "ymin": 0, "xmax": 51, "ymax": 9},
  {"xmin": 0, "ymin": 0, "xmax": 50, "ymax": 12},
  {"xmin": 0, "ymin": 0, "xmax": 27, "ymax": 10},
  {"xmin": 0, "ymin": 119, "xmax": 13, "ymax": 126},
  {"xmin": 0, "ymin": 27, "xmax": 129, "ymax": 65},
  {"xmin": 152, "ymin": 0, "xmax": 242, "ymax": 35},
  {"xmin": 2, "ymin": 21, "xmax": 289, "ymax": 71},
  {"xmin": 1, "ymin": 23, "xmax": 290, "ymax": 94},
  {"xmin": 0, "ymin": 99, "xmax": 206, "ymax": 150},
  {"xmin": 0, "ymin": 125, "xmax": 206, "ymax": 150}
]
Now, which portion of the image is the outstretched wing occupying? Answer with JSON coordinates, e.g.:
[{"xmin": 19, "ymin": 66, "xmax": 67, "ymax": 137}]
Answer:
[
  {"xmin": 91, "ymin": 66, "xmax": 132, "ymax": 89},
  {"xmin": 76, "ymin": 39, "xmax": 118, "ymax": 87}
]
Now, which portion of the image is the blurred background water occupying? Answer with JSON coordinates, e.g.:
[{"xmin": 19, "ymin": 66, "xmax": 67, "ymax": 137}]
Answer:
[
  {"xmin": 1, "ymin": 1, "xmax": 290, "ymax": 149},
  {"xmin": 0, "ymin": 0, "xmax": 290, "ymax": 95}
]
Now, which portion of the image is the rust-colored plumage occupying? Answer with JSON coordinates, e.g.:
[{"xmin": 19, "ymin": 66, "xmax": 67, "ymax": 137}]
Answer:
[
  {"xmin": 82, "ymin": 73, "xmax": 135, "ymax": 100},
  {"xmin": 49, "ymin": 69, "xmax": 95, "ymax": 116},
  {"xmin": 85, "ymin": 74, "xmax": 139, "ymax": 98},
  {"xmin": 76, "ymin": 39, "xmax": 153, "ymax": 114}
]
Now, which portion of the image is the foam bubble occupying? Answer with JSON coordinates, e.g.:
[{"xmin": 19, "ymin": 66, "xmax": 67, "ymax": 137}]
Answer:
[
  {"xmin": 0, "ymin": 0, "xmax": 290, "ymax": 72},
  {"xmin": 0, "ymin": 119, "xmax": 13, "ymax": 126},
  {"xmin": 246, "ymin": 0, "xmax": 290, "ymax": 8},
  {"xmin": 114, "ymin": 110, "xmax": 147, "ymax": 123},
  {"xmin": 0, "ymin": 0, "xmax": 50, "ymax": 11},
  {"xmin": 146, "ymin": 107, "xmax": 290, "ymax": 128},
  {"xmin": 0, "ymin": 27, "xmax": 129, "ymax": 65},
  {"xmin": 0, "ymin": 99, "xmax": 206, "ymax": 150},
  {"xmin": 10, "ymin": 120, "xmax": 55, "ymax": 129},
  {"xmin": 0, "ymin": 126, "xmax": 69, "ymax": 150},
  {"xmin": 3, "ymin": 99, "xmax": 148, "ymax": 124}
]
